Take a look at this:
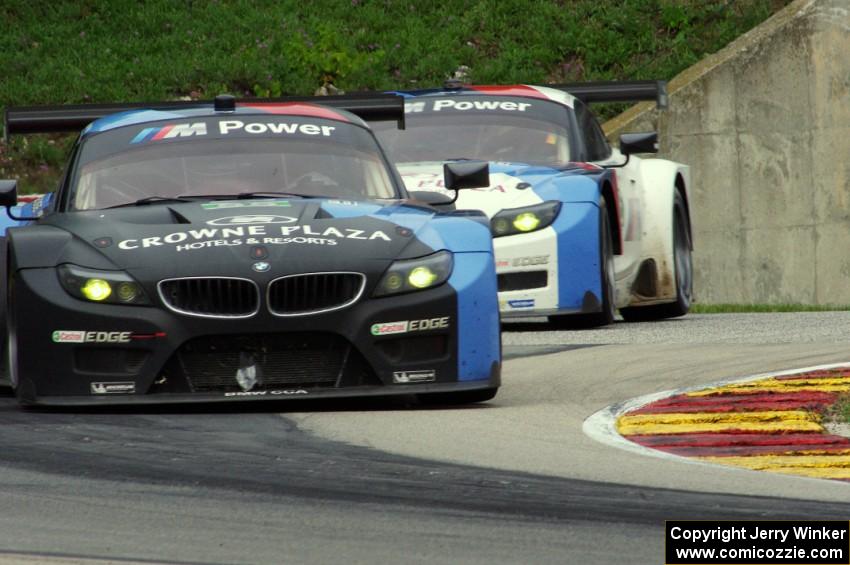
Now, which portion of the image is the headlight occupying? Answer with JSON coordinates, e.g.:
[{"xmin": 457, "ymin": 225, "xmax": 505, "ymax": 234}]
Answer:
[
  {"xmin": 491, "ymin": 201, "xmax": 561, "ymax": 237},
  {"xmin": 58, "ymin": 264, "xmax": 151, "ymax": 305},
  {"xmin": 374, "ymin": 251, "xmax": 453, "ymax": 297}
]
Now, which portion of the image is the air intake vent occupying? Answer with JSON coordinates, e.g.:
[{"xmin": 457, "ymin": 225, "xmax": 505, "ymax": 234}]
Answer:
[
  {"xmin": 268, "ymin": 272, "xmax": 365, "ymax": 316},
  {"xmin": 158, "ymin": 277, "xmax": 260, "ymax": 318},
  {"xmin": 174, "ymin": 332, "xmax": 380, "ymax": 392},
  {"xmin": 497, "ymin": 271, "xmax": 548, "ymax": 292}
]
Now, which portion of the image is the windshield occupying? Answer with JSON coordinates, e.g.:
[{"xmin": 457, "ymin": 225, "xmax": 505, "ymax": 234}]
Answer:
[
  {"xmin": 71, "ymin": 117, "xmax": 397, "ymax": 210},
  {"xmin": 374, "ymin": 96, "xmax": 573, "ymax": 166}
]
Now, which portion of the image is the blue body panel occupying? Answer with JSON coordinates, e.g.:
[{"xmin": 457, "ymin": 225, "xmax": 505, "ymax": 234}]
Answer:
[
  {"xmin": 485, "ymin": 164, "xmax": 606, "ymax": 311},
  {"xmin": 0, "ymin": 209, "xmax": 23, "ymax": 235},
  {"xmin": 552, "ymin": 202, "xmax": 601, "ymax": 311},
  {"xmin": 449, "ymin": 252, "xmax": 500, "ymax": 381},
  {"xmin": 516, "ymin": 171, "xmax": 604, "ymax": 310},
  {"xmin": 0, "ymin": 193, "xmax": 53, "ymax": 236},
  {"xmin": 387, "ymin": 213, "xmax": 491, "ymax": 255},
  {"xmin": 523, "ymin": 169, "xmax": 600, "ymax": 204}
]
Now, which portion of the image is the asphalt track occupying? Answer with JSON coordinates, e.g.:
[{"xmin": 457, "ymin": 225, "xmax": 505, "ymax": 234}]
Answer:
[{"xmin": 1, "ymin": 313, "xmax": 850, "ymax": 565}]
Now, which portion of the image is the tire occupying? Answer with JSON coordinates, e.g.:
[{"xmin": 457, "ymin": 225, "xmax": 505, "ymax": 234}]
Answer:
[
  {"xmin": 5, "ymin": 270, "xmax": 19, "ymax": 395},
  {"xmin": 5, "ymin": 317, "xmax": 22, "ymax": 401},
  {"xmin": 0, "ymin": 240, "xmax": 9, "ymax": 388},
  {"xmin": 548, "ymin": 197, "xmax": 615, "ymax": 329},
  {"xmin": 4, "ymin": 246, "xmax": 38, "ymax": 406},
  {"xmin": 620, "ymin": 191, "xmax": 692, "ymax": 322},
  {"xmin": 417, "ymin": 387, "xmax": 498, "ymax": 406}
]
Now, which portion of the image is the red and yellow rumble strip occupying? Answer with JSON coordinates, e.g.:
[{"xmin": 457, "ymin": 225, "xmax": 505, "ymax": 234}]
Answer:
[{"xmin": 616, "ymin": 366, "xmax": 850, "ymax": 480}]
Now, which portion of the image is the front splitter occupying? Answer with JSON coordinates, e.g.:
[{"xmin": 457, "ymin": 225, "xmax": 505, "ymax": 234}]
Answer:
[{"xmin": 18, "ymin": 378, "xmax": 500, "ymax": 407}]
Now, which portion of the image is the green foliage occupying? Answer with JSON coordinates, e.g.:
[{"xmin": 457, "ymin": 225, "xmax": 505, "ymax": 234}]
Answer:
[
  {"xmin": 821, "ymin": 393, "xmax": 850, "ymax": 425},
  {"xmin": 0, "ymin": 0, "xmax": 791, "ymax": 193}
]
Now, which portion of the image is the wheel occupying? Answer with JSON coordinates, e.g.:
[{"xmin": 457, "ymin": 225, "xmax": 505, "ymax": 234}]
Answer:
[
  {"xmin": 417, "ymin": 387, "xmax": 498, "ymax": 406},
  {"xmin": 0, "ymin": 241, "xmax": 8, "ymax": 388},
  {"xmin": 620, "ymin": 191, "xmax": 692, "ymax": 321},
  {"xmin": 5, "ymin": 270, "xmax": 20, "ymax": 396},
  {"xmin": 3, "ymin": 261, "xmax": 33, "ymax": 404},
  {"xmin": 6, "ymin": 284, "xmax": 35, "ymax": 406},
  {"xmin": 5, "ymin": 309, "xmax": 20, "ymax": 399},
  {"xmin": 548, "ymin": 197, "xmax": 615, "ymax": 329}
]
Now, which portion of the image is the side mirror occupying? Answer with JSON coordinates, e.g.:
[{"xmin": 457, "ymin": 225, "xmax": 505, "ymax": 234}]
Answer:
[
  {"xmin": 0, "ymin": 180, "xmax": 18, "ymax": 208},
  {"xmin": 619, "ymin": 132, "xmax": 658, "ymax": 156},
  {"xmin": 444, "ymin": 161, "xmax": 490, "ymax": 190},
  {"xmin": 408, "ymin": 190, "xmax": 456, "ymax": 207}
]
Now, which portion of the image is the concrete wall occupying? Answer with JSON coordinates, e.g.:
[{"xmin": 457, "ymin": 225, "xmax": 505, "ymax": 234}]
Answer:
[{"xmin": 604, "ymin": 0, "xmax": 850, "ymax": 305}]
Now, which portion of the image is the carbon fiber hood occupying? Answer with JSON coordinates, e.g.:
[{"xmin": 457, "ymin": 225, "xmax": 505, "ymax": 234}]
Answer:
[{"xmin": 23, "ymin": 198, "xmax": 449, "ymax": 280}]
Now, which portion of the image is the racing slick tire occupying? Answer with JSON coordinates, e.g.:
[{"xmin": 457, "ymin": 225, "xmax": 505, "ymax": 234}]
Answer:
[
  {"xmin": 4, "ymin": 271, "xmax": 26, "ymax": 403},
  {"xmin": 3, "ymin": 253, "xmax": 35, "ymax": 406},
  {"xmin": 417, "ymin": 387, "xmax": 498, "ymax": 406},
  {"xmin": 621, "ymin": 191, "xmax": 692, "ymax": 322},
  {"xmin": 548, "ymin": 197, "xmax": 615, "ymax": 329},
  {"xmin": 0, "ymin": 241, "xmax": 10, "ymax": 390},
  {"xmin": 0, "ymin": 242, "xmax": 5, "ymax": 377}
]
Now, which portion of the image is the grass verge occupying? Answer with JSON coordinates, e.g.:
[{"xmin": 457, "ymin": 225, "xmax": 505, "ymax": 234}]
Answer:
[
  {"xmin": 821, "ymin": 393, "xmax": 850, "ymax": 426},
  {"xmin": 1, "ymin": 0, "xmax": 791, "ymax": 193}
]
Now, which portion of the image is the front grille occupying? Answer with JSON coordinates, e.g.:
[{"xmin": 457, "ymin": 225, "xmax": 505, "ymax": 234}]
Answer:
[
  {"xmin": 158, "ymin": 277, "xmax": 259, "ymax": 318},
  {"xmin": 498, "ymin": 271, "xmax": 548, "ymax": 292},
  {"xmin": 175, "ymin": 333, "xmax": 378, "ymax": 392},
  {"xmin": 268, "ymin": 272, "xmax": 365, "ymax": 316}
]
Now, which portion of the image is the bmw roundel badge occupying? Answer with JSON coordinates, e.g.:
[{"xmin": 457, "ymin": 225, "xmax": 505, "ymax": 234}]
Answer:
[{"xmin": 252, "ymin": 261, "xmax": 271, "ymax": 273}]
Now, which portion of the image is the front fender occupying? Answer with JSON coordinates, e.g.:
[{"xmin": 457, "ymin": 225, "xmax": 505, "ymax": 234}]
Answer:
[
  {"xmin": 533, "ymin": 173, "xmax": 600, "ymax": 204},
  {"xmin": 633, "ymin": 158, "xmax": 691, "ymax": 303}
]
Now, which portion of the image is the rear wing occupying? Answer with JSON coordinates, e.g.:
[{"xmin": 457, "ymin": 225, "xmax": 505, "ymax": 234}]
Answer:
[
  {"xmin": 551, "ymin": 80, "xmax": 668, "ymax": 110},
  {"xmin": 3, "ymin": 93, "xmax": 405, "ymax": 140}
]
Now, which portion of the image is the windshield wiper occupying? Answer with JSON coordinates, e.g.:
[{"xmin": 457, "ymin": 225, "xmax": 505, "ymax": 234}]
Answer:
[
  {"xmin": 104, "ymin": 196, "xmax": 206, "ymax": 209},
  {"xmin": 103, "ymin": 192, "xmax": 317, "ymax": 210},
  {"xmin": 166, "ymin": 191, "xmax": 318, "ymax": 200},
  {"xmin": 234, "ymin": 191, "xmax": 317, "ymax": 199}
]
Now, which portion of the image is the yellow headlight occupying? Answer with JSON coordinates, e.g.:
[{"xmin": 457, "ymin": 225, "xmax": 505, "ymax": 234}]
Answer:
[
  {"xmin": 513, "ymin": 212, "xmax": 541, "ymax": 232},
  {"xmin": 81, "ymin": 278, "xmax": 112, "ymax": 301},
  {"xmin": 408, "ymin": 267, "xmax": 438, "ymax": 289}
]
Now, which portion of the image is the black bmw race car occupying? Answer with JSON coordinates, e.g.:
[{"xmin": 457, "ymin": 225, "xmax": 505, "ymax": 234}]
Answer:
[{"xmin": 0, "ymin": 94, "xmax": 501, "ymax": 406}]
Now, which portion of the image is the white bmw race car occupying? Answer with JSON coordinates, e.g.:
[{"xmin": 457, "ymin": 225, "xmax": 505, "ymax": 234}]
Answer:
[{"xmin": 374, "ymin": 81, "xmax": 693, "ymax": 327}]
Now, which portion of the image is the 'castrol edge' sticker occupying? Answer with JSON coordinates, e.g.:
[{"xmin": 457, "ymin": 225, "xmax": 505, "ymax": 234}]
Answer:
[
  {"xmin": 53, "ymin": 330, "xmax": 131, "ymax": 344},
  {"xmin": 370, "ymin": 316, "xmax": 450, "ymax": 336}
]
